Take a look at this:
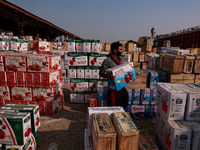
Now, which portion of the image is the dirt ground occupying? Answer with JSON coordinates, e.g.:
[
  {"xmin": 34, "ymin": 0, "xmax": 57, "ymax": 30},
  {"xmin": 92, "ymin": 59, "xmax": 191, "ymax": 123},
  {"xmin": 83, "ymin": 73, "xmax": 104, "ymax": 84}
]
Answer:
[{"xmin": 38, "ymin": 88, "xmax": 159, "ymax": 150}]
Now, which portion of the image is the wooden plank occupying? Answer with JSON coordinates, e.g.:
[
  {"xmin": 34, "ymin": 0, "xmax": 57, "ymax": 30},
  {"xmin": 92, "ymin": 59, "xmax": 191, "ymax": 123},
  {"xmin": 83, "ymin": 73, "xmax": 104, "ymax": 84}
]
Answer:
[
  {"xmin": 139, "ymin": 52, "xmax": 145, "ymax": 62},
  {"xmin": 125, "ymin": 83, "xmax": 147, "ymax": 89},
  {"xmin": 112, "ymin": 112, "xmax": 139, "ymax": 150},
  {"xmin": 169, "ymin": 74, "xmax": 184, "ymax": 80},
  {"xmin": 92, "ymin": 113, "xmax": 116, "ymax": 150},
  {"xmin": 183, "ymin": 80, "xmax": 195, "ymax": 84},
  {"xmin": 132, "ymin": 52, "xmax": 139, "ymax": 62},
  {"xmin": 194, "ymin": 59, "xmax": 200, "ymax": 73},
  {"xmin": 140, "ymin": 63, "xmax": 146, "ymax": 69},
  {"xmin": 183, "ymin": 59, "xmax": 194, "ymax": 73},
  {"xmin": 162, "ymin": 55, "xmax": 184, "ymax": 74}
]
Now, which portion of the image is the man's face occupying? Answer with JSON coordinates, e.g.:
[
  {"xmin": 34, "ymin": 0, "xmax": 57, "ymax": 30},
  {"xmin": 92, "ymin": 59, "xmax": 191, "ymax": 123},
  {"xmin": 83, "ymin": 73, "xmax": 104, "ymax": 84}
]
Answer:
[{"xmin": 115, "ymin": 46, "xmax": 123, "ymax": 56}]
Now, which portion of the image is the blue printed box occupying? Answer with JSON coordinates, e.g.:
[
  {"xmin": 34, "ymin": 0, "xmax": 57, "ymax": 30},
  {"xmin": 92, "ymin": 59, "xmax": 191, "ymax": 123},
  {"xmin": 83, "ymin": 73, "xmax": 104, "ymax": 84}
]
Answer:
[
  {"xmin": 127, "ymin": 89, "xmax": 133, "ymax": 105},
  {"xmin": 132, "ymin": 89, "xmax": 141, "ymax": 105},
  {"xmin": 147, "ymin": 70, "xmax": 158, "ymax": 90},
  {"xmin": 106, "ymin": 63, "xmax": 136, "ymax": 91},
  {"xmin": 150, "ymin": 89, "xmax": 157, "ymax": 105},
  {"xmin": 127, "ymin": 105, "xmax": 145, "ymax": 119},
  {"xmin": 141, "ymin": 89, "xmax": 150, "ymax": 105},
  {"xmin": 97, "ymin": 91, "xmax": 109, "ymax": 101},
  {"xmin": 98, "ymin": 100, "xmax": 107, "ymax": 107},
  {"xmin": 145, "ymin": 105, "xmax": 157, "ymax": 119},
  {"xmin": 154, "ymin": 70, "xmax": 167, "ymax": 82}
]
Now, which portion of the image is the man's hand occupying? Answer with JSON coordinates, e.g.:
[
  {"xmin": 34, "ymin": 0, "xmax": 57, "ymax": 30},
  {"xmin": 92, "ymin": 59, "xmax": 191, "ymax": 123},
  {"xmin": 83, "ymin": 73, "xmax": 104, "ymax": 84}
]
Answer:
[{"xmin": 100, "ymin": 72, "xmax": 116, "ymax": 80}]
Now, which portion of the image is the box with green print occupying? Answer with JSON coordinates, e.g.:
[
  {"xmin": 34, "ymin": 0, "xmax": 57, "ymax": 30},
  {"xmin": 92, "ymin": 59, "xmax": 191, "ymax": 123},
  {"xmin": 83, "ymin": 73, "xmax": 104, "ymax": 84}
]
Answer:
[
  {"xmin": 156, "ymin": 83, "xmax": 187, "ymax": 120},
  {"xmin": 5, "ymin": 138, "xmax": 32, "ymax": 150},
  {"xmin": 0, "ymin": 38, "xmax": 9, "ymax": 50},
  {"xmin": 156, "ymin": 107, "xmax": 192, "ymax": 150},
  {"xmin": 0, "ymin": 104, "xmax": 40, "ymax": 133},
  {"xmin": 0, "ymin": 111, "xmax": 31, "ymax": 145},
  {"xmin": 10, "ymin": 39, "xmax": 28, "ymax": 51},
  {"xmin": 106, "ymin": 63, "xmax": 136, "ymax": 91},
  {"xmin": 68, "ymin": 52, "xmax": 88, "ymax": 66},
  {"xmin": 70, "ymin": 79, "xmax": 88, "ymax": 91},
  {"xmin": 89, "ymin": 53, "xmax": 107, "ymax": 66}
]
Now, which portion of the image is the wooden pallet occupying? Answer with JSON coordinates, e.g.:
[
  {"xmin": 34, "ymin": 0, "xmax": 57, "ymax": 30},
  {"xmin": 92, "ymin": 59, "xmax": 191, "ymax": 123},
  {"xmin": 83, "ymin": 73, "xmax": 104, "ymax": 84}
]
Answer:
[
  {"xmin": 183, "ymin": 55, "xmax": 195, "ymax": 74},
  {"xmin": 112, "ymin": 112, "xmax": 139, "ymax": 150},
  {"xmin": 92, "ymin": 113, "xmax": 116, "ymax": 150},
  {"xmin": 162, "ymin": 55, "xmax": 184, "ymax": 74}
]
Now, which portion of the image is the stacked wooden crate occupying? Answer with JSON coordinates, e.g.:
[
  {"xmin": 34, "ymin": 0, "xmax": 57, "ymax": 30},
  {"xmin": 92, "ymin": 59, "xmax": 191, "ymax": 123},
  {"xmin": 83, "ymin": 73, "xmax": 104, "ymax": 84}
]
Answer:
[{"xmin": 159, "ymin": 54, "xmax": 200, "ymax": 84}]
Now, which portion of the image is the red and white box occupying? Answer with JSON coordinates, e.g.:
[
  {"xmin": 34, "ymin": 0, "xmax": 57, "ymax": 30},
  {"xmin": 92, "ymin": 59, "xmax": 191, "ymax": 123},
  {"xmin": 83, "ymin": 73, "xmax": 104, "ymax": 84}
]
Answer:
[
  {"xmin": 42, "ymin": 71, "xmax": 60, "ymax": 88},
  {"xmin": 26, "ymin": 72, "xmax": 34, "ymax": 87},
  {"xmin": 33, "ymin": 41, "xmax": 50, "ymax": 51},
  {"xmin": 20, "ymin": 101, "xmax": 29, "ymax": 104},
  {"xmin": 6, "ymin": 71, "xmax": 16, "ymax": 87},
  {"xmin": 33, "ymin": 87, "xmax": 56, "ymax": 102},
  {"xmin": 56, "ymin": 83, "xmax": 63, "ymax": 99},
  {"xmin": 0, "ymin": 86, "xmax": 10, "ymax": 100},
  {"xmin": 16, "ymin": 72, "xmax": 26, "ymax": 87},
  {"xmin": 29, "ymin": 101, "xmax": 37, "ymax": 105},
  {"xmin": 27, "ymin": 55, "xmax": 61, "ymax": 72},
  {"xmin": 0, "ymin": 55, "xmax": 5, "ymax": 71},
  {"xmin": 92, "ymin": 67, "xmax": 100, "ymax": 79},
  {"xmin": 5, "ymin": 55, "xmax": 27, "ymax": 72},
  {"xmin": 0, "ymin": 71, "xmax": 7, "ymax": 86},
  {"xmin": 0, "ymin": 99, "xmax": 4, "ymax": 107},
  {"xmin": 77, "ymin": 67, "xmax": 85, "ymax": 79},
  {"xmin": 37, "ymin": 101, "xmax": 46, "ymax": 115},
  {"xmin": 69, "ymin": 67, "xmax": 76, "ymax": 78},
  {"xmin": 34, "ymin": 72, "xmax": 42, "ymax": 88},
  {"xmin": 46, "ymin": 97, "xmax": 62, "ymax": 115},
  {"xmin": 11, "ymin": 87, "xmax": 33, "ymax": 101},
  {"xmin": 89, "ymin": 98, "xmax": 97, "ymax": 107}
]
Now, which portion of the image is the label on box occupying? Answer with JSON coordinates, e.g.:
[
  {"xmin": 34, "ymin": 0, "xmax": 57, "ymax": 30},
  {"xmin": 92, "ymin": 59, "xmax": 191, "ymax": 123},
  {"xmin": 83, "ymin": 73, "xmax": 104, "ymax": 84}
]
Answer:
[
  {"xmin": 77, "ymin": 67, "xmax": 85, "ymax": 79},
  {"xmin": 11, "ymin": 87, "xmax": 32, "ymax": 101},
  {"xmin": 5, "ymin": 55, "xmax": 26, "ymax": 72},
  {"xmin": 132, "ymin": 89, "xmax": 141, "ymax": 105},
  {"xmin": 6, "ymin": 71, "xmax": 16, "ymax": 87},
  {"xmin": 34, "ymin": 73, "xmax": 42, "ymax": 88},
  {"xmin": 26, "ymin": 73, "xmax": 34, "ymax": 87},
  {"xmin": 0, "ymin": 86, "xmax": 10, "ymax": 100},
  {"xmin": 131, "ymin": 105, "xmax": 145, "ymax": 119},
  {"xmin": 141, "ymin": 89, "xmax": 150, "ymax": 105},
  {"xmin": 0, "ymin": 71, "xmax": 7, "ymax": 86},
  {"xmin": 16, "ymin": 72, "xmax": 25, "ymax": 87}
]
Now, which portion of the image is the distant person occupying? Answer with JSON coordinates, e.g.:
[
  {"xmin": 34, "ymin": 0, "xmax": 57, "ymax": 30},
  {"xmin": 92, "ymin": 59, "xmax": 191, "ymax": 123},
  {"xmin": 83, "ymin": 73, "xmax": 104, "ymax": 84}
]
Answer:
[
  {"xmin": 99, "ymin": 42, "xmax": 128, "ymax": 109},
  {"xmin": 151, "ymin": 27, "xmax": 155, "ymax": 37}
]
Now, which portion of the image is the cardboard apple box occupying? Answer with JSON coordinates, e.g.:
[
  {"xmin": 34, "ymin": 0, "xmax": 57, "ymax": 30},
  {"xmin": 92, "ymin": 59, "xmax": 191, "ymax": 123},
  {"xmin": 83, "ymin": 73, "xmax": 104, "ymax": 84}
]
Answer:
[
  {"xmin": 33, "ymin": 41, "xmax": 50, "ymax": 51},
  {"xmin": 89, "ymin": 53, "xmax": 107, "ymax": 66},
  {"xmin": 10, "ymin": 39, "xmax": 28, "ymax": 51},
  {"xmin": 69, "ymin": 66, "xmax": 76, "ymax": 78},
  {"xmin": 77, "ymin": 67, "xmax": 85, "ymax": 79},
  {"xmin": 0, "ymin": 86, "xmax": 10, "ymax": 100},
  {"xmin": 68, "ymin": 52, "xmax": 88, "ymax": 66},
  {"xmin": 33, "ymin": 73, "xmax": 42, "ymax": 88},
  {"xmin": 106, "ymin": 63, "xmax": 136, "ymax": 91},
  {"xmin": 85, "ymin": 66, "xmax": 93, "ymax": 79},
  {"xmin": 37, "ymin": 101, "xmax": 46, "ymax": 115},
  {"xmin": 70, "ymin": 91, "xmax": 77, "ymax": 103},
  {"xmin": 33, "ymin": 87, "xmax": 56, "ymax": 102},
  {"xmin": 6, "ymin": 71, "xmax": 16, "ymax": 87},
  {"xmin": 26, "ymin": 73, "xmax": 34, "ymax": 87},
  {"xmin": 0, "ymin": 71, "xmax": 7, "ymax": 86},
  {"xmin": 46, "ymin": 96, "xmax": 62, "ymax": 115},
  {"xmin": 11, "ymin": 87, "xmax": 33, "ymax": 101},
  {"xmin": 42, "ymin": 71, "xmax": 60, "ymax": 88},
  {"xmin": 0, "ymin": 38, "xmax": 9, "ymax": 50},
  {"xmin": 157, "ymin": 83, "xmax": 187, "ymax": 120},
  {"xmin": 5, "ymin": 55, "xmax": 27, "ymax": 72},
  {"xmin": 70, "ymin": 79, "xmax": 88, "ymax": 91},
  {"xmin": 92, "ymin": 66, "xmax": 100, "ymax": 79},
  {"xmin": 16, "ymin": 72, "xmax": 26, "ymax": 87}
]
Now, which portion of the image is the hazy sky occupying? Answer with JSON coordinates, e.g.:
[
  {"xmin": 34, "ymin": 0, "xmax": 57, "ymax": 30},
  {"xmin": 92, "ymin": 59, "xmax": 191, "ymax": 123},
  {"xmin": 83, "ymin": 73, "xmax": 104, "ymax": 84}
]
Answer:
[{"xmin": 7, "ymin": 0, "xmax": 200, "ymax": 42}]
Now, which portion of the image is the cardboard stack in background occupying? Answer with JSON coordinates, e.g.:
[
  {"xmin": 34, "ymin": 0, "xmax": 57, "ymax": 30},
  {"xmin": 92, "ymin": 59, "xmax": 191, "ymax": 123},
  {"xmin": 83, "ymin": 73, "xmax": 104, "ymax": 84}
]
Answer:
[{"xmin": 0, "ymin": 52, "xmax": 64, "ymax": 116}]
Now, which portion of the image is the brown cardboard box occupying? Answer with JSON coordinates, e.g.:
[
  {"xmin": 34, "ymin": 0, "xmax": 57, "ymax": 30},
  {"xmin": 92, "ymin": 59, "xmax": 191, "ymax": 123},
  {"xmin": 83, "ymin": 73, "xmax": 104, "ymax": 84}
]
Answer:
[
  {"xmin": 105, "ymin": 43, "xmax": 111, "ymax": 52},
  {"xmin": 194, "ymin": 55, "xmax": 200, "ymax": 73},
  {"xmin": 139, "ymin": 52, "xmax": 145, "ymax": 62},
  {"xmin": 168, "ymin": 73, "xmax": 195, "ymax": 84},
  {"xmin": 183, "ymin": 55, "xmax": 195, "ymax": 74},
  {"xmin": 132, "ymin": 52, "xmax": 139, "ymax": 62}
]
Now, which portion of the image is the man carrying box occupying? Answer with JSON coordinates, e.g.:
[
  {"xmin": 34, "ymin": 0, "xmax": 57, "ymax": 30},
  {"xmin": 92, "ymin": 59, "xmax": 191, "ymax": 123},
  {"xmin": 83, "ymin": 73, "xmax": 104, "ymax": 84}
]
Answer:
[{"xmin": 99, "ymin": 42, "xmax": 128, "ymax": 109}]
